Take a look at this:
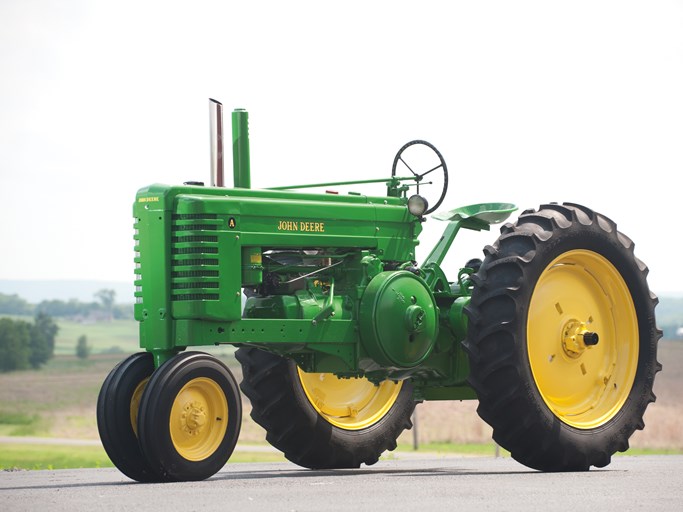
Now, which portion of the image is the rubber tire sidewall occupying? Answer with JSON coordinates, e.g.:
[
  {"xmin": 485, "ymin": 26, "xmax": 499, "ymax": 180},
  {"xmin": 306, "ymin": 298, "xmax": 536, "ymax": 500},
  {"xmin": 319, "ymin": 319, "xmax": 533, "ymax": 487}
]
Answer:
[
  {"xmin": 520, "ymin": 223, "xmax": 656, "ymax": 467},
  {"xmin": 97, "ymin": 352, "xmax": 158, "ymax": 482},
  {"xmin": 237, "ymin": 347, "xmax": 416, "ymax": 469},
  {"xmin": 465, "ymin": 204, "xmax": 660, "ymax": 471}
]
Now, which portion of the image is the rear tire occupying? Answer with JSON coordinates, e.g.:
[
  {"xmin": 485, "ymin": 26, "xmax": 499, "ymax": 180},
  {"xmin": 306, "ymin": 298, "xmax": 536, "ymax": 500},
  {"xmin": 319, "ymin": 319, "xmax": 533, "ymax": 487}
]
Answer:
[
  {"xmin": 236, "ymin": 347, "xmax": 416, "ymax": 469},
  {"xmin": 464, "ymin": 203, "xmax": 662, "ymax": 471}
]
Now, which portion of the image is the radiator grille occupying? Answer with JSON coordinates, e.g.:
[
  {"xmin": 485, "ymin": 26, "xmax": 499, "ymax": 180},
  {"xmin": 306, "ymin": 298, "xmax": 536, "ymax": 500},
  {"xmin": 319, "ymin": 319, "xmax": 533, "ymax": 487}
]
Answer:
[
  {"xmin": 134, "ymin": 218, "xmax": 142, "ymax": 304},
  {"xmin": 171, "ymin": 214, "xmax": 221, "ymax": 301}
]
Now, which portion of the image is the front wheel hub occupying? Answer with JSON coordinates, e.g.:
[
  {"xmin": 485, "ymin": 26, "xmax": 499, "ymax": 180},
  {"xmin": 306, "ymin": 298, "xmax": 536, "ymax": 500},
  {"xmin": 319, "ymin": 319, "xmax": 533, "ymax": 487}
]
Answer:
[
  {"xmin": 169, "ymin": 377, "xmax": 229, "ymax": 461},
  {"xmin": 182, "ymin": 401, "xmax": 208, "ymax": 434}
]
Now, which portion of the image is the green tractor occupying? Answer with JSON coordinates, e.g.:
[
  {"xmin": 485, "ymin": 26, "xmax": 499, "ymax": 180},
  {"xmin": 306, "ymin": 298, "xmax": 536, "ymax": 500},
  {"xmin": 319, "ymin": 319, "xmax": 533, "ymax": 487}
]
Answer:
[{"xmin": 98, "ymin": 100, "xmax": 661, "ymax": 482}]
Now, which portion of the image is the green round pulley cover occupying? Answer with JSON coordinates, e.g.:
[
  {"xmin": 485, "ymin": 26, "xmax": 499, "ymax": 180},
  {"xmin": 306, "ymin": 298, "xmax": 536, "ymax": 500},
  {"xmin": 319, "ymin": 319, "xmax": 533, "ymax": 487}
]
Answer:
[{"xmin": 359, "ymin": 271, "xmax": 438, "ymax": 368}]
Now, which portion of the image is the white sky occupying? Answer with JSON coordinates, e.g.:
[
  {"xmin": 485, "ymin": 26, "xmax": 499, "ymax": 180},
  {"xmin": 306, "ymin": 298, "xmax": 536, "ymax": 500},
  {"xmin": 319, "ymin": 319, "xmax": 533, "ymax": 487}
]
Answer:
[{"xmin": 1, "ymin": 0, "xmax": 682, "ymax": 296}]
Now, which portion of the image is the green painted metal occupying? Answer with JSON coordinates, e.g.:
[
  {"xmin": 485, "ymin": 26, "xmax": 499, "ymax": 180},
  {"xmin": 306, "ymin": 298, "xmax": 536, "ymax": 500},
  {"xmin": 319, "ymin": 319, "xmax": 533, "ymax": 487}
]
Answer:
[
  {"xmin": 132, "ymin": 108, "xmax": 518, "ymax": 401},
  {"xmin": 269, "ymin": 175, "xmax": 415, "ymax": 191},
  {"xmin": 232, "ymin": 109, "xmax": 251, "ymax": 188},
  {"xmin": 359, "ymin": 271, "xmax": 438, "ymax": 369},
  {"xmin": 241, "ymin": 246, "xmax": 263, "ymax": 286}
]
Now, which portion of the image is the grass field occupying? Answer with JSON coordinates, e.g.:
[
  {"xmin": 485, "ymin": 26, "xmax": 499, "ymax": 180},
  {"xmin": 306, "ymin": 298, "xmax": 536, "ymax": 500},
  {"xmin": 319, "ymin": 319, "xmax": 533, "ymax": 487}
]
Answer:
[
  {"xmin": 52, "ymin": 317, "xmax": 235, "ymax": 359},
  {"xmin": 1, "ymin": 314, "xmax": 681, "ymax": 470},
  {"xmin": 53, "ymin": 318, "xmax": 139, "ymax": 356},
  {"xmin": 0, "ymin": 443, "xmax": 288, "ymax": 470},
  {"xmin": 0, "ymin": 352, "xmax": 238, "ymax": 440},
  {"xmin": 0, "ymin": 443, "xmax": 115, "ymax": 470}
]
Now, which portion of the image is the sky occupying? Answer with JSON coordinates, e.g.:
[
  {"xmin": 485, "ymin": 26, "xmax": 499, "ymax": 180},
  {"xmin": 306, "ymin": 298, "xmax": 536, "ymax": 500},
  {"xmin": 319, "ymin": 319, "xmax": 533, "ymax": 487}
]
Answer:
[{"xmin": 1, "ymin": 0, "xmax": 682, "ymax": 297}]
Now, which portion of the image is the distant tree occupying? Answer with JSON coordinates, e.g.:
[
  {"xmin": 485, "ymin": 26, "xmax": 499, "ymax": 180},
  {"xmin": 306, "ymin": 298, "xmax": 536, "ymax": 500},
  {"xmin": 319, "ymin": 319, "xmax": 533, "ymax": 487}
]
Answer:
[
  {"xmin": 95, "ymin": 289, "xmax": 116, "ymax": 321},
  {"xmin": 37, "ymin": 298, "xmax": 98, "ymax": 318},
  {"xmin": 29, "ymin": 312, "xmax": 58, "ymax": 368},
  {"xmin": 0, "ymin": 293, "xmax": 33, "ymax": 315},
  {"xmin": 0, "ymin": 318, "xmax": 31, "ymax": 372},
  {"xmin": 113, "ymin": 303, "xmax": 135, "ymax": 320},
  {"xmin": 76, "ymin": 335, "xmax": 90, "ymax": 359}
]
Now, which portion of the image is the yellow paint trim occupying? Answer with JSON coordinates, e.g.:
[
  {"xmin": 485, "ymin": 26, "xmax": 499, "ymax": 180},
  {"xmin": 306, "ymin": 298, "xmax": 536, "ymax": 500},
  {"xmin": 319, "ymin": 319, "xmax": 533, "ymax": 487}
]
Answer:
[
  {"xmin": 169, "ymin": 377, "xmax": 229, "ymax": 461},
  {"xmin": 527, "ymin": 249, "xmax": 639, "ymax": 429},
  {"xmin": 129, "ymin": 377, "xmax": 149, "ymax": 437},
  {"xmin": 297, "ymin": 369, "xmax": 402, "ymax": 430}
]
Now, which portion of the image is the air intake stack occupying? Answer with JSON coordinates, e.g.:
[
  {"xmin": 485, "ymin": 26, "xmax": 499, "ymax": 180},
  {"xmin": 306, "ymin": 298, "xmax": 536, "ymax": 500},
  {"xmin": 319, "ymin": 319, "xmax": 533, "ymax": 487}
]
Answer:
[
  {"xmin": 209, "ymin": 99, "xmax": 251, "ymax": 189},
  {"xmin": 231, "ymin": 108, "xmax": 251, "ymax": 188}
]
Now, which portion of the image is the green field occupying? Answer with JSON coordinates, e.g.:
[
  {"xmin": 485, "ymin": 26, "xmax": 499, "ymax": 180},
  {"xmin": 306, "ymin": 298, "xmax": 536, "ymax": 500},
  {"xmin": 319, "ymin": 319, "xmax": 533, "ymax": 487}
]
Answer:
[
  {"xmin": 0, "ymin": 443, "xmax": 115, "ymax": 470},
  {"xmin": 0, "ymin": 443, "xmax": 287, "ymax": 470},
  {"xmin": 3, "ymin": 440, "xmax": 678, "ymax": 471},
  {"xmin": 0, "ymin": 314, "xmax": 141, "ymax": 356},
  {"xmin": 53, "ymin": 318, "xmax": 139, "ymax": 355},
  {"xmin": 52, "ymin": 317, "xmax": 236, "ymax": 358}
]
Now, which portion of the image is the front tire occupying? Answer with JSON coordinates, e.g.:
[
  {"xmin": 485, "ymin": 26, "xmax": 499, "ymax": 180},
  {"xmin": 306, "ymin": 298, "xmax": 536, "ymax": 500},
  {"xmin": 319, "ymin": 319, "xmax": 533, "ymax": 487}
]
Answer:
[
  {"xmin": 236, "ymin": 347, "xmax": 416, "ymax": 469},
  {"xmin": 97, "ymin": 352, "xmax": 158, "ymax": 482},
  {"xmin": 464, "ymin": 203, "xmax": 662, "ymax": 471},
  {"xmin": 137, "ymin": 352, "xmax": 242, "ymax": 481}
]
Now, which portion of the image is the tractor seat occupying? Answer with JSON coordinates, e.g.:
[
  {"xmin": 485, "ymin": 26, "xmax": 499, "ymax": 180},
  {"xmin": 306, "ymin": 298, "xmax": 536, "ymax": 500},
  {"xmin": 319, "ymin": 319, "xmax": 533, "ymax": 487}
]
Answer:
[{"xmin": 432, "ymin": 202, "xmax": 517, "ymax": 225}]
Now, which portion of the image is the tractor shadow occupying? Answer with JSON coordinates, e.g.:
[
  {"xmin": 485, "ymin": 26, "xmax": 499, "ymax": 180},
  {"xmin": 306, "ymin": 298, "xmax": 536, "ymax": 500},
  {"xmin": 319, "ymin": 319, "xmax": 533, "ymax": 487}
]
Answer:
[
  {"xmin": 0, "ymin": 465, "xmax": 616, "ymax": 491},
  {"xmin": 211, "ymin": 464, "xmax": 613, "ymax": 482}
]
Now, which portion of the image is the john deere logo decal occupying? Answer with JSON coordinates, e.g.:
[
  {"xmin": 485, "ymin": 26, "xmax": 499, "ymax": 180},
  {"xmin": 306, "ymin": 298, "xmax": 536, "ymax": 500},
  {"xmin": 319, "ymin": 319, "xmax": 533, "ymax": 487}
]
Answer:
[{"xmin": 277, "ymin": 220, "xmax": 325, "ymax": 232}]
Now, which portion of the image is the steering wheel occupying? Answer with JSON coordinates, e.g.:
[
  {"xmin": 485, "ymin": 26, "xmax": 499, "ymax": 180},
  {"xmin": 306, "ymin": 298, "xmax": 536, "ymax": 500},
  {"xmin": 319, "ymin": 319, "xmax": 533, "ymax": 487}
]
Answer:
[{"xmin": 391, "ymin": 140, "xmax": 449, "ymax": 215}]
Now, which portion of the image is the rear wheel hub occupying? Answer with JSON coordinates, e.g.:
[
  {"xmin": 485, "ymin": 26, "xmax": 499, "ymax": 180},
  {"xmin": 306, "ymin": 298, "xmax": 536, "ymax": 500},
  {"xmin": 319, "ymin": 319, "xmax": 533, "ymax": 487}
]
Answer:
[{"xmin": 561, "ymin": 320, "xmax": 599, "ymax": 358}]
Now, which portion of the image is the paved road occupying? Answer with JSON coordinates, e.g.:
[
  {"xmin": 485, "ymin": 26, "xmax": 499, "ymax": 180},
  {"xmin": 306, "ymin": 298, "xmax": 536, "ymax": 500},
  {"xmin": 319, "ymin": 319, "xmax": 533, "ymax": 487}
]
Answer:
[{"xmin": 2, "ymin": 456, "xmax": 681, "ymax": 511}]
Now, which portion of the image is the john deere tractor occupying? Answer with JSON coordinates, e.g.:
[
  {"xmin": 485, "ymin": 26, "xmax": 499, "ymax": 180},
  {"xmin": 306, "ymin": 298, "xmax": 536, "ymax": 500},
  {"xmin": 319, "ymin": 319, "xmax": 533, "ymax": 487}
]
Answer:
[{"xmin": 97, "ymin": 100, "xmax": 661, "ymax": 482}]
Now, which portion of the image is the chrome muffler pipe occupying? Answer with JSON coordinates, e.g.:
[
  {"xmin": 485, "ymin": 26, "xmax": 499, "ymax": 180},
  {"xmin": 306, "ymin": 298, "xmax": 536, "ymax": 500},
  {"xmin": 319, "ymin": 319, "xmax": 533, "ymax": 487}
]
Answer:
[{"xmin": 209, "ymin": 98, "xmax": 224, "ymax": 187}]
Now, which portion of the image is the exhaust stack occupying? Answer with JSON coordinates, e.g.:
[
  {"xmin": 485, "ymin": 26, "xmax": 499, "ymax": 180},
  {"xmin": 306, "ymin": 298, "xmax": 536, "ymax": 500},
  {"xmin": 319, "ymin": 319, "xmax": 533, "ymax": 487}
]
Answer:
[{"xmin": 209, "ymin": 98, "xmax": 224, "ymax": 187}]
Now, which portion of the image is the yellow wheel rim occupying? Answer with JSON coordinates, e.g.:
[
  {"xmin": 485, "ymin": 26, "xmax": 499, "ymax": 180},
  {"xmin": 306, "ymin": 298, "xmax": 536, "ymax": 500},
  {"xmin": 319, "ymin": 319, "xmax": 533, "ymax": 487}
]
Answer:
[
  {"xmin": 527, "ymin": 249, "xmax": 639, "ymax": 429},
  {"xmin": 129, "ymin": 377, "xmax": 149, "ymax": 437},
  {"xmin": 297, "ymin": 369, "xmax": 402, "ymax": 430},
  {"xmin": 169, "ymin": 377, "xmax": 229, "ymax": 461}
]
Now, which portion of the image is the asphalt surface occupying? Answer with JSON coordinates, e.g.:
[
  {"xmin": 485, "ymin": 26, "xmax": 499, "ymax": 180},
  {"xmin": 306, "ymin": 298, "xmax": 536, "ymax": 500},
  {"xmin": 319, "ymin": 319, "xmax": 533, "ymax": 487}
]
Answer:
[{"xmin": 1, "ymin": 456, "xmax": 681, "ymax": 511}]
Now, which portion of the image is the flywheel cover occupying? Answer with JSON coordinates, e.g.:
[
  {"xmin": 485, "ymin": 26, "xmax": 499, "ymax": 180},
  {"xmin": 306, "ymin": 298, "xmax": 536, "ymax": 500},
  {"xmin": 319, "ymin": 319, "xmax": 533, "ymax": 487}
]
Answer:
[{"xmin": 359, "ymin": 271, "xmax": 438, "ymax": 368}]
